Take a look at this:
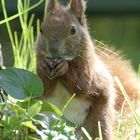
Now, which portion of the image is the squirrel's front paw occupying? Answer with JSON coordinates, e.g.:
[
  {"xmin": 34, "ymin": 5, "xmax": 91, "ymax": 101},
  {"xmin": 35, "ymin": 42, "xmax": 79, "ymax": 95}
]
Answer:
[{"xmin": 42, "ymin": 56, "xmax": 69, "ymax": 79}]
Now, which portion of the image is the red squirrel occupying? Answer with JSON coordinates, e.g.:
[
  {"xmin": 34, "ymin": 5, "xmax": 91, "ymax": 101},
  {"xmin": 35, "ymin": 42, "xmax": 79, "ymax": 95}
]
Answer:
[{"xmin": 36, "ymin": 0, "xmax": 140, "ymax": 139}]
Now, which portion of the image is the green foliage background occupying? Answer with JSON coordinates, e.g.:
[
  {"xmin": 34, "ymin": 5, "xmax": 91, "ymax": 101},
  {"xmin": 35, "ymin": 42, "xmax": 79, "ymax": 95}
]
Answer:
[{"xmin": 88, "ymin": 16, "xmax": 140, "ymax": 70}]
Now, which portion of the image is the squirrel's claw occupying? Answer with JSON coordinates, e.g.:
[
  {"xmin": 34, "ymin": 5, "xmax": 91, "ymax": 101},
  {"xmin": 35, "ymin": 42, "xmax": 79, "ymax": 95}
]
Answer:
[{"xmin": 42, "ymin": 56, "xmax": 69, "ymax": 79}]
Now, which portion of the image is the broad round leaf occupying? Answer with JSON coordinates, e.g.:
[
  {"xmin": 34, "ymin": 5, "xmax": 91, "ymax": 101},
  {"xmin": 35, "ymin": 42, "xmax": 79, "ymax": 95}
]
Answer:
[{"xmin": 0, "ymin": 68, "xmax": 44, "ymax": 100}]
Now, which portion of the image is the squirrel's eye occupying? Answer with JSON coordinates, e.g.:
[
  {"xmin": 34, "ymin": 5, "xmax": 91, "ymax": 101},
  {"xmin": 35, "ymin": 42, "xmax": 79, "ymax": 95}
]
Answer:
[
  {"xmin": 70, "ymin": 26, "xmax": 77, "ymax": 35},
  {"xmin": 40, "ymin": 28, "xmax": 43, "ymax": 34}
]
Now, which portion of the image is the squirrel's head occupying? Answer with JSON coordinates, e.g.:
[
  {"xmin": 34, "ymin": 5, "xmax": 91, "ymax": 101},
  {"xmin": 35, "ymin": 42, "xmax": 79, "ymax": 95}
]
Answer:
[{"xmin": 39, "ymin": 0, "xmax": 91, "ymax": 60}]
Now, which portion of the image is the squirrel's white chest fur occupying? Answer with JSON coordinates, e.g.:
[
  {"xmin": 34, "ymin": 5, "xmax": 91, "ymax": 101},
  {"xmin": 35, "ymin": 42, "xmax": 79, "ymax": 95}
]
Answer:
[{"xmin": 47, "ymin": 82, "xmax": 90, "ymax": 125}]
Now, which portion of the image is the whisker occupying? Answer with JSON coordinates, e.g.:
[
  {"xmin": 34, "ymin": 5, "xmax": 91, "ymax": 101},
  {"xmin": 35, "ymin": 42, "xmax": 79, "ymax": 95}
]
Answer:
[
  {"xmin": 80, "ymin": 41, "xmax": 116, "ymax": 58},
  {"xmin": 95, "ymin": 39, "xmax": 118, "ymax": 55},
  {"xmin": 80, "ymin": 50, "xmax": 93, "ymax": 56},
  {"xmin": 80, "ymin": 48, "xmax": 110, "ymax": 59},
  {"xmin": 95, "ymin": 47, "xmax": 111, "ymax": 58}
]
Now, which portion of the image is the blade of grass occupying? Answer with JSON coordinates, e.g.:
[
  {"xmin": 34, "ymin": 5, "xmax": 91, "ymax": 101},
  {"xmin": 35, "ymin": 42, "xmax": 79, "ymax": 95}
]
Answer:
[
  {"xmin": 0, "ymin": 0, "xmax": 45, "ymax": 25},
  {"xmin": 0, "ymin": 44, "xmax": 4, "ymax": 68},
  {"xmin": 44, "ymin": 0, "xmax": 48, "ymax": 20},
  {"xmin": 55, "ymin": 94, "xmax": 76, "ymax": 127},
  {"xmin": 37, "ymin": 19, "xmax": 41, "ymax": 38},
  {"xmin": 81, "ymin": 127, "xmax": 92, "ymax": 140},
  {"xmin": 98, "ymin": 121, "xmax": 103, "ymax": 140},
  {"xmin": 14, "ymin": 31, "xmax": 22, "ymax": 68},
  {"xmin": 114, "ymin": 76, "xmax": 140, "ymax": 125},
  {"xmin": 62, "ymin": 93, "xmax": 76, "ymax": 113},
  {"xmin": 18, "ymin": 0, "xmax": 25, "ymax": 30},
  {"xmin": 1, "ymin": 0, "xmax": 15, "ymax": 48},
  {"xmin": 2, "ymin": 0, "xmax": 39, "ymax": 71},
  {"xmin": 116, "ymin": 99, "xmax": 126, "ymax": 139}
]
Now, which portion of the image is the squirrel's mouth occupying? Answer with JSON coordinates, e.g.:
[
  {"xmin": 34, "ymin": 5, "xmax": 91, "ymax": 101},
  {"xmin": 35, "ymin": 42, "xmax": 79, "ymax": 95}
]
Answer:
[
  {"xmin": 45, "ymin": 52, "xmax": 77, "ymax": 62},
  {"xmin": 61, "ymin": 53, "xmax": 77, "ymax": 61}
]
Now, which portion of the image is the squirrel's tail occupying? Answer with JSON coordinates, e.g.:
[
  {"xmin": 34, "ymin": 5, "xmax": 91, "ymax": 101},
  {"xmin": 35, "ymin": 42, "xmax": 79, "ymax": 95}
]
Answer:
[{"xmin": 96, "ymin": 44, "xmax": 140, "ymax": 111}]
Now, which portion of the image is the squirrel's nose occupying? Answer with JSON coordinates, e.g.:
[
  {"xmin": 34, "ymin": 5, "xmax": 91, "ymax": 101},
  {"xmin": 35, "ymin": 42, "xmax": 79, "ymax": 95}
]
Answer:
[{"xmin": 48, "ymin": 45, "xmax": 59, "ymax": 57}]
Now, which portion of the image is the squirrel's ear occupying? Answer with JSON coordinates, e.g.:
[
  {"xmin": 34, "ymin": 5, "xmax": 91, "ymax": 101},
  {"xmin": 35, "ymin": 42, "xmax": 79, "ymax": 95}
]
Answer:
[
  {"xmin": 47, "ymin": 0, "xmax": 58, "ymax": 12},
  {"xmin": 69, "ymin": 0, "xmax": 86, "ymax": 25}
]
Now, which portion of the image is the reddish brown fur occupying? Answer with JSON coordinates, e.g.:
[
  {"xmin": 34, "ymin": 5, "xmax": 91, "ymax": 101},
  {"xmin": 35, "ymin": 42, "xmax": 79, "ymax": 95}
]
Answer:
[{"xmin": 36, "ymin": 0, "xmax": 140, "ymax": 139}]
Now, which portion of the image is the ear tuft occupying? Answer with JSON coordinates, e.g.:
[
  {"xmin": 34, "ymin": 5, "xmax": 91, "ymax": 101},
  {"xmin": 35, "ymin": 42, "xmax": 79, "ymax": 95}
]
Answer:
[
  {"xmin": 69, "ymin": 0, "xmax": 87, "ymax": 25},
  {"xmin": 47, "ymin": 0, "xmax": 58, "ymax": 12},
  {"xmin": 69, "ymin": 0, "xmax": 77, "ymax": 11}
]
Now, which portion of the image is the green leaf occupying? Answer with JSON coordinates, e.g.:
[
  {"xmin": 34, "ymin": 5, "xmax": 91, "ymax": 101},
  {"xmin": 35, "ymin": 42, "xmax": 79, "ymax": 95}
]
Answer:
[
  {"xmin": 8, "ymin": 116, "xmax": 21, "ymax": 128},
  {"xmin": 17, "ymin": 99, "xmax": 39, "ymax": 110},
  {"xmin": 34, "ymin": 113, "xmax": 49, "ymax": 123},
  {"xmin": 27, "ymin": 101, "xmax": 42, "ymax": 117},
  {"xmin": 0, "ymin": 68, "xmax": 44, "ymax": 100},
  {"xmin": 0, "ymin": 122, "xmax": 4, "ymax": 127},
  {"xmin": 27, "ymin": 136, "xmax": 40, "ymax": 140},
  {"xmin": 9, "ymin": 102, "xmax": 26, "ymax": 115},
  {"xmin": 41, "ymin": 101, "xmax": 62, "ymax": 116},
  {"xmin": 21, "ymin": 121, "xmax": 37, "ymax": 131},
  {"xmin": 0, "ymin": 102, "xmax": 6, "ymax": 111}
]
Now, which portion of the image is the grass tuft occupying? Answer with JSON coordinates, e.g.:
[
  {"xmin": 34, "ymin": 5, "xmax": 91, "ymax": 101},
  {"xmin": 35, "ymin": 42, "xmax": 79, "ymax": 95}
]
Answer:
[
  {"xmin": 1, "ymin": 0, "xmax": 44, "ymax": 72},
  {"xmin": 114, "ymin": 76, "xmax": 140, "ymax": 140}
]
